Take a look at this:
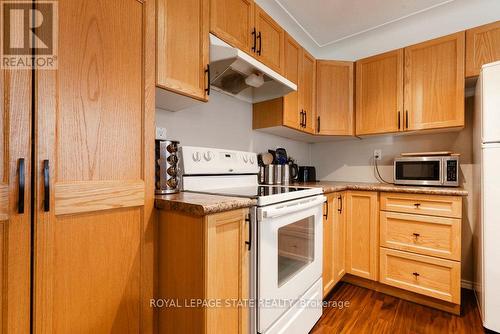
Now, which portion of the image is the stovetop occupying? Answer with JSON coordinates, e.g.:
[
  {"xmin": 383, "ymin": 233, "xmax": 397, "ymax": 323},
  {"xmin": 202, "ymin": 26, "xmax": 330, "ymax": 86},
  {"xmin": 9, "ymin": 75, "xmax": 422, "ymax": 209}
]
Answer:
[{"xmin": 187, "ymin": 185, "xmax": 323, "ymax": 207}]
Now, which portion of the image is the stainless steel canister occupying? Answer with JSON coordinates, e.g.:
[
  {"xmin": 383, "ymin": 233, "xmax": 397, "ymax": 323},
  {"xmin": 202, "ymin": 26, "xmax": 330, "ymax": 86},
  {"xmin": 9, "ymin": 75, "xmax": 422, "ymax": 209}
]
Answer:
[
  {"xmin": 281, "ymin": 164, "xmax": 291, "ymax": 185},
  {"xmin": 274, "ymin": 165, "xmax": 283, "ymax": 185},
  {"xmin": 264, "ymin": 165, "xmax": 275, "ymax": 185}
]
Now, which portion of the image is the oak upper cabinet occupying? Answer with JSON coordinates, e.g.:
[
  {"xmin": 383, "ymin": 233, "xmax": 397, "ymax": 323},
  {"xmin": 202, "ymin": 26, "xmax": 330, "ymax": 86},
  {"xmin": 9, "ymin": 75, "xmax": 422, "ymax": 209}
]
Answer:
[
  {"xmin": 254, "ymin": 5, "xmax": 285, "ymax": 74},
  {"xmin": 282, "ymin": 33, "xmax": 302, "ymax": 130},
  {"xmin": 253, "ymin": 40, "xmax": 317, "ymax": 135},
  {"xmin": 300, "ymin": 49, "xmax": 317, "ymax": 134},
  {"xmin": 356, "ymin": 50, "xmax": 404, "ymax": 135},
  {"xmin": 159, "ymin": 209, "xmax": 249, "ymax": 334},
  {"xmin": 157, "ymin": 0, "xmax": 210, "ymax": 101},
  {"xmin": 210, "ymin": 0, "xmax": 254, "ymax": 53},
  {"xmin": 345, "ymin": 191, "xmax": 379, "ymax": 281},
  {"xmin": 466, "ymin": 20, "xmax": 500, "ymax": 77},
  {"xmin": 0, "ymin": 66, "xmax": 31, "ymax": 333},
  {"xmin": 404, "ymin": 32, "xmax": 465, "ymax": 131},
  {"xmin": 33, "ymin": 0, "xmax": 155, "ymax": 332},
  {"xmin": 316, "ymin": 61, "xmax": 354, "ymax": 135}
]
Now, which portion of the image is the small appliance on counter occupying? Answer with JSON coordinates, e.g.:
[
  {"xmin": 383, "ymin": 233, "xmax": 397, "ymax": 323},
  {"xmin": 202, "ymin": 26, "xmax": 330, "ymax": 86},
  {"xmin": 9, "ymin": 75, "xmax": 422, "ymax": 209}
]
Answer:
[
  {"xmin": 393, "ymin": 152, "xmax": 459, "ymax": 187},
  {"xmin": 155, "ymin": 140, "xmax": 181, "ymax": 194},
  {"xmin": 298, "ymin": 166, "xmax": 317, "ymax": 183}
]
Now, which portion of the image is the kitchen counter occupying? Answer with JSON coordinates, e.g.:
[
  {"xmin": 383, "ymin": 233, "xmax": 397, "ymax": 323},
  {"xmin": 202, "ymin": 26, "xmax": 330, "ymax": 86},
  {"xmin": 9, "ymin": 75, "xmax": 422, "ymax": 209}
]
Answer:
[
  {"xmin": 294, "ymin": 181, "xmax": 468, "ymax": 196},
  {"xmin": 155, "ymin": 192, "xmax": 256, "ymax": 216}
]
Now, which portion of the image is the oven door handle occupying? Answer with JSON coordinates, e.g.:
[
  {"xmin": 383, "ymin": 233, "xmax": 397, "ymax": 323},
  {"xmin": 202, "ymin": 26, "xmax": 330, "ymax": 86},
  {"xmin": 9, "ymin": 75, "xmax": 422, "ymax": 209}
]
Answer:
[{"xmin": 261, "ymin": 195, "xmax": 326, "ymax": 219}]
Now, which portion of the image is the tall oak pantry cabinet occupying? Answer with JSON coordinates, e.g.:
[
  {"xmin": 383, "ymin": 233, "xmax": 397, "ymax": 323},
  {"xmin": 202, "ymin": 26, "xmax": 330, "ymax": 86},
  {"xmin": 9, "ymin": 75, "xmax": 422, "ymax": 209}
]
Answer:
[{"xmin": 2, "ymin": 0, "xmax": 156, "ymax": 332}]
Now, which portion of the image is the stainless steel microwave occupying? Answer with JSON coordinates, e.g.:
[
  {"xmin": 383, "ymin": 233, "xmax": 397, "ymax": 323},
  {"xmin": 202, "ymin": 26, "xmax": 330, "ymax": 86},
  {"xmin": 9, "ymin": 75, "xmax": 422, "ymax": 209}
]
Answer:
[{"xmin": 393, "ymin": 156, "xmax": 459, "ymax": 187}]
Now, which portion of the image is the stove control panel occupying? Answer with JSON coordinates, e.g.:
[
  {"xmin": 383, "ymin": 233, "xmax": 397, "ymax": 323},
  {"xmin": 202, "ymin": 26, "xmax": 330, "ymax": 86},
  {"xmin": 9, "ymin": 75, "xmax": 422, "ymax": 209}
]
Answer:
[{"xmin": 180, "ymin": 146, "xmax": 259, "ymax": 175}]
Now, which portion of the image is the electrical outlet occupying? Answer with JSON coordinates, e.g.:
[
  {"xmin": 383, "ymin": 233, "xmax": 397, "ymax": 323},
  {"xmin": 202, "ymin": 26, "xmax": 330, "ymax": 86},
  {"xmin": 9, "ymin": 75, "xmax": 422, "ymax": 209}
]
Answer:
[
  {"xmin": 374, "ymin": 149, "xmax": 382, "ymax": 161},
  {"xmin": 156, "ymin": 127, "xmax": 167, "ymax": 140}
]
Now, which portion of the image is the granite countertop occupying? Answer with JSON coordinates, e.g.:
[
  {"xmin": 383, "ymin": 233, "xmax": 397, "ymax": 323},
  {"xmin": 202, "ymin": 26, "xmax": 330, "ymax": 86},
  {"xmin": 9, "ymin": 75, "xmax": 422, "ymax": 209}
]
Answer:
[
  {"xmin": 155, "ymin": 192, "xmax": 256, "ymax": 216},
  {"xmin": 294, "ymin": 181, "xmax": 468, "ymax": 196}
]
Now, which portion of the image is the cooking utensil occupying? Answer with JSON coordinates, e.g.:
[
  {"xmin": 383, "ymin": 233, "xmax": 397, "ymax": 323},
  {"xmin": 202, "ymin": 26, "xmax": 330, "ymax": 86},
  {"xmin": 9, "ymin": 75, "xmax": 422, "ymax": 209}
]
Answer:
[
  {"xmin": 275, "ymin": 148, "xmax": 288, "ymax": 165},
  {"xmin": 261, "ymin": 152, "xmax": 274, "ymax": 165},
  {"xmin": 268, "ymin": 150, "xmax": 277, "ymax": 164}
]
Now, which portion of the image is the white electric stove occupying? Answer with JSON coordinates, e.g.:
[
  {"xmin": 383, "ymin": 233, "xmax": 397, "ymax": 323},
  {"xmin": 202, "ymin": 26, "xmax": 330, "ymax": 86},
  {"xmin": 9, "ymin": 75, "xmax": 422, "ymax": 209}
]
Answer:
[{"xmin": 180, "ymin": 146, "xmax": 324, "ymax": 334}]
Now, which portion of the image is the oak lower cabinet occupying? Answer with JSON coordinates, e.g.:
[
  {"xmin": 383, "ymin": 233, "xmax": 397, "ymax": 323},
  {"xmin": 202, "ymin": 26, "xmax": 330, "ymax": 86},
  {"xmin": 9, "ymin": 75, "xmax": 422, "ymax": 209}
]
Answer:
[
  {"xmin": 323, "ymin": 192, "xmax": 346, "ymax": 298},
  {"xmin": 158, "ymin": 209, "xmax": 250, "ymax": 334},
  {"xmin": 379, "ymin": 193, "xmax": 462, "ymax": 312},
  {"xmin": 157, "ymin": 0, "xmax": 210, "ymax": 106},
  {"xmin": 466, "ymin": 20, "xmax": 500, "ymax": 77},
  {"xmin": 32, "ymin": 0, "xmax": 155, "ymax": 332},
  {"xmin": 356, "ymin": 50, "xmax": 404, "ymax": 136},
  {"xmin": 316, "ymin": 61, "xmax": 354, "ymax": 136},
  {"xmin": 404, "ymin": 32, "xmax": 465, "ymax": 131},
  {"xmin": 345, "ymin": 191, "xmax": 379, "ymax": 281}
]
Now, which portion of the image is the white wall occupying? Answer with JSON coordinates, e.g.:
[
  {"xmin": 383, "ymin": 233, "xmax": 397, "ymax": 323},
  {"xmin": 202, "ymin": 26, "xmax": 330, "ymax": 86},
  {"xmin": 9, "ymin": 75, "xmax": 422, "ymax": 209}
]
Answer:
[
  {"xmin": 310, "ymin": 100, "xmax": 475, "ymax": 282},
  {"xmin": 156, "ymin": 91, "xmax": 311, "ymax": 165}
]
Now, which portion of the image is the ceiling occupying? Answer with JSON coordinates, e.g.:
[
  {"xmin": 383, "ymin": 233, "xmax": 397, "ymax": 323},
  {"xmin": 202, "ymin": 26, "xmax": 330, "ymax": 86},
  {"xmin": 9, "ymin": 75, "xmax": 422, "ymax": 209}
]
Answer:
[{"xmin": 274, "ymin": 0, "xmax": 456, "ymax": 47}]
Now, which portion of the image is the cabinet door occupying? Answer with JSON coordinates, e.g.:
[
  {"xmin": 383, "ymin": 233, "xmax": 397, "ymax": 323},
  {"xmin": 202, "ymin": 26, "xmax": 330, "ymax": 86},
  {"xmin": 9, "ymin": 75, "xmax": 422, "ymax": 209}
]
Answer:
[
  {"xmin": 0, "ymin": 69, "xmax": 31, "ymax": 333},
  {"xmin": 333, "ymin": 192, "xmax": 346, "ymax": 284},
  {"xmin": 322, "ymin": 195, "xmax": 335, "ymax": 298},
  {"xmin": 210, "ymin": 0, "xmax": 254, "ymax": 53},
  {"xmin": 404, "ymin": 32, "xmax": 465, "ymax": 131},
  {"xmin": 316, "ymin": 61, "xmax": 354, "ymax": 135},
  {"xmin": 206, "ymin": 209, "xmax": 249, "ymax": 334},
  {"xmin": 345, "ymin": 191, "xmax": 379, "ymax": 281},
  {"xmin": 466, "ymin": 20, "xmax": 500, "ymax": 77},
  {"xmin": 356, "ymin": 50, "xmax": 403, "ymax": 135},
  {"xmin": 157, "ymin": 0, "xmax": 209, "ymax": 101},
  {"xmin": 300, "ymin": 50, "xmax": 316, "ymax": 134},
  {"xmin": 283, "ymin": 33, "xmax": 301, "ymax": 130},
  {"xmin": 34, "ymin": 1, "xmax": 155, "ymax": 332},
  {"xmin": 254, "ymin": 5, "xmax": 285, "ymax": 74}
]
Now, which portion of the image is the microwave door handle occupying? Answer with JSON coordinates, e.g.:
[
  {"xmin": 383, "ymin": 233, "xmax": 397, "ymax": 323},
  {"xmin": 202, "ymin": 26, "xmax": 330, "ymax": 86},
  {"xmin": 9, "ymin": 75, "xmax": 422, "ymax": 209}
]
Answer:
[{"xmin": 262, "ymin": 196, "xmax": 326, "ymax": 219}]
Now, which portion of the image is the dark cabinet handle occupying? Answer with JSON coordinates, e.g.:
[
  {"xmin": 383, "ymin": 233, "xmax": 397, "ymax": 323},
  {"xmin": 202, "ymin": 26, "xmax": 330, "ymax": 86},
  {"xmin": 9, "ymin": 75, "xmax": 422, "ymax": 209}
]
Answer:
[
  {"xmin": 251, "ymin": 28, "xmax": 257, "ymax": 52},
  {"xmin": 398, "ymin": 111, "xmax": 401, "ymax": 130},
  {"xmin": 406, "ymin": 110, "xmax": 409, "ymax": 129},
  {"xmin": 300, "ymin": 110, "xmax": 304, "ymax": 127},
  {"xmin": 338, "ymin": 195, "xmax": 343, "ymax": 213},
  {"xmin": 414, "ymin": 203, "xmax": 421, "ymax": 208},
  {"xmin": 257, "ymin": 32, "xmax": 262, "ymax": 56},
  {"xmin": 304, "ymin": 111, "xmax": 307, "ymax": 128},
  {"xmin": 413, "ymin": 272, "xmax": 420, "ymax": 278},
  {"xmin": 18, "ymin": 158, "xmax": 25, "ymax": 214},
  {"xmin": 43, "ymin": 160, "xmax": 50, "ymax": 212},
  {"xmin": 317, "ymin": 116, "xmax": 321, "ymax": 133},
  {"xmin": 413, "ymin": 233, "xmax": 420, "ymax": 238},
  {"xmin": 323, "ymin": 200, "xmax": 329, "ymax": 219},
  {"xmin": 245, "ymin": 215, "xmax": 252, "ymax": 251},
  {"xmin": 205, "ymin": 64, "xmax": 210, "ymax": 96}
]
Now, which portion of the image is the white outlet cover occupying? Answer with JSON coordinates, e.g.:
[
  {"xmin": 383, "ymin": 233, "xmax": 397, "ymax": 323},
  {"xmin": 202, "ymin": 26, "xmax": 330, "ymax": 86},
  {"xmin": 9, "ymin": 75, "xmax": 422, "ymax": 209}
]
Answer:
[
  {"xmin": 156, "ymin": 127, "xmax": 167, "ymax": 140},
  {"xmin": 374, "ymin": 149, "xmax": 382, "ymax": 160}
]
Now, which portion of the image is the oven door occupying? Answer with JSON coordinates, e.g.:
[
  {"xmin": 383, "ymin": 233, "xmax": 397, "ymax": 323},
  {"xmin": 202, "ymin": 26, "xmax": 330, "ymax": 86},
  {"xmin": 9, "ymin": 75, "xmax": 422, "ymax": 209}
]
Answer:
[
  {"xmin": 394, "ymin": 157, "xmax": 443, "ymax": 186},
  {"xmin": 257, "ymin": 195, "xmax": 325, "ymax": 333}
]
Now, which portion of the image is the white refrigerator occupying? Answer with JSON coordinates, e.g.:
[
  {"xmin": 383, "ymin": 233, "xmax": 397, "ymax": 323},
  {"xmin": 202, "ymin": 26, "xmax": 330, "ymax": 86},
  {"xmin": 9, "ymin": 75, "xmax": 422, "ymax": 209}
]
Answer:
[{"xmin": 473, "ymin": 60, "xmax": 500, "ymax": 332}]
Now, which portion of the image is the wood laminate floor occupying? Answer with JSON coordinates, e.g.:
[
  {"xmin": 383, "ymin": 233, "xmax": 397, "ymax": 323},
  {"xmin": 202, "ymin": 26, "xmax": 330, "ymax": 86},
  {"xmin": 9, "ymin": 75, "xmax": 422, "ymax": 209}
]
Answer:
[{"xmin": 311, "ymin": 282, "xmax": 485, "ymax": 334}]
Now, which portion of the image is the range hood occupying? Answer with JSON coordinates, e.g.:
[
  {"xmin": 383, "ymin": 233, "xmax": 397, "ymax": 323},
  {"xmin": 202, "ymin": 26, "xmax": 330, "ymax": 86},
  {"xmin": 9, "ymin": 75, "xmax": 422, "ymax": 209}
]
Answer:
[{"xmin": 209, "ymin": 34, "xmax": 297, "ymax": 103}]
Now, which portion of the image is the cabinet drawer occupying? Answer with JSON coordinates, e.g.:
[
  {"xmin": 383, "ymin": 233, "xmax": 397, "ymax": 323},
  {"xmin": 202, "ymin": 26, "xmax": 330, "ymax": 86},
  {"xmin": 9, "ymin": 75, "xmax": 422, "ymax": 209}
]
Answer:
[
  {"xmin": 380, "ymin": 193, "xmax": 462, "ymax": 218},
  {"xmin": 380, "ymin": 212, "xmax": 461, "ymax": 260},
  {"xmin": 379, "ymin": 248, "xmax": 460, "ymax": 304}
]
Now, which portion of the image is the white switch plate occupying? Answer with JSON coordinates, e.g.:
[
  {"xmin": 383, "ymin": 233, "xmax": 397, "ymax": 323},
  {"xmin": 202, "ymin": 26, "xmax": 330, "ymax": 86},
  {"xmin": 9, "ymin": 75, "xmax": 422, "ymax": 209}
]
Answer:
[
  {"xmin": 374, "ymin": 149, "xmax": 382, "ymax": 160},
  {"xmin": 156, "ymin": 127, "xmax": 167, "ymax": 140}
]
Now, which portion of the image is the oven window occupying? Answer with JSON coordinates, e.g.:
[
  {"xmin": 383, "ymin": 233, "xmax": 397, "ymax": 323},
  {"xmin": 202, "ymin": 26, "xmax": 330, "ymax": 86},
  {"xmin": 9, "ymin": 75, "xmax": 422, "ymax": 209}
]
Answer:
[
  {"xmin": 277, "ymin": 216, "xmax": 314, "ymax": 287},
  {"xmin": 396, "ymin": 161, "xmax": 440, "ymax": 180}
]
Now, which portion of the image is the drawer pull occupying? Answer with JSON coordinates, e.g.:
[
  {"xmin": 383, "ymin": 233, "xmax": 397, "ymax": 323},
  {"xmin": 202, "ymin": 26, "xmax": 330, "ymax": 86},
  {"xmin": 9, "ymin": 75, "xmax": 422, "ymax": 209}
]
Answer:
[
  {"xmin": 413, "ymin": 232, "xmax": 420, "ymax": 239},
  {"xmin": 412, "ymin": 272, "xmax": 420, "ymax": 278},
  {"xmin": 414, "ymin": 203, "xmax": 421, "ymax": 208}
]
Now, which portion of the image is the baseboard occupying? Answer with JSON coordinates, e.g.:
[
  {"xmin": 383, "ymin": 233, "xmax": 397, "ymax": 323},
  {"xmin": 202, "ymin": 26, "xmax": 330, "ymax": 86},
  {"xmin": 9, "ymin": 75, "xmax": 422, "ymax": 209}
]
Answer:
[{"xmin": 461, "ymin": 279, "xmax": 474, "ymax": 290}]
